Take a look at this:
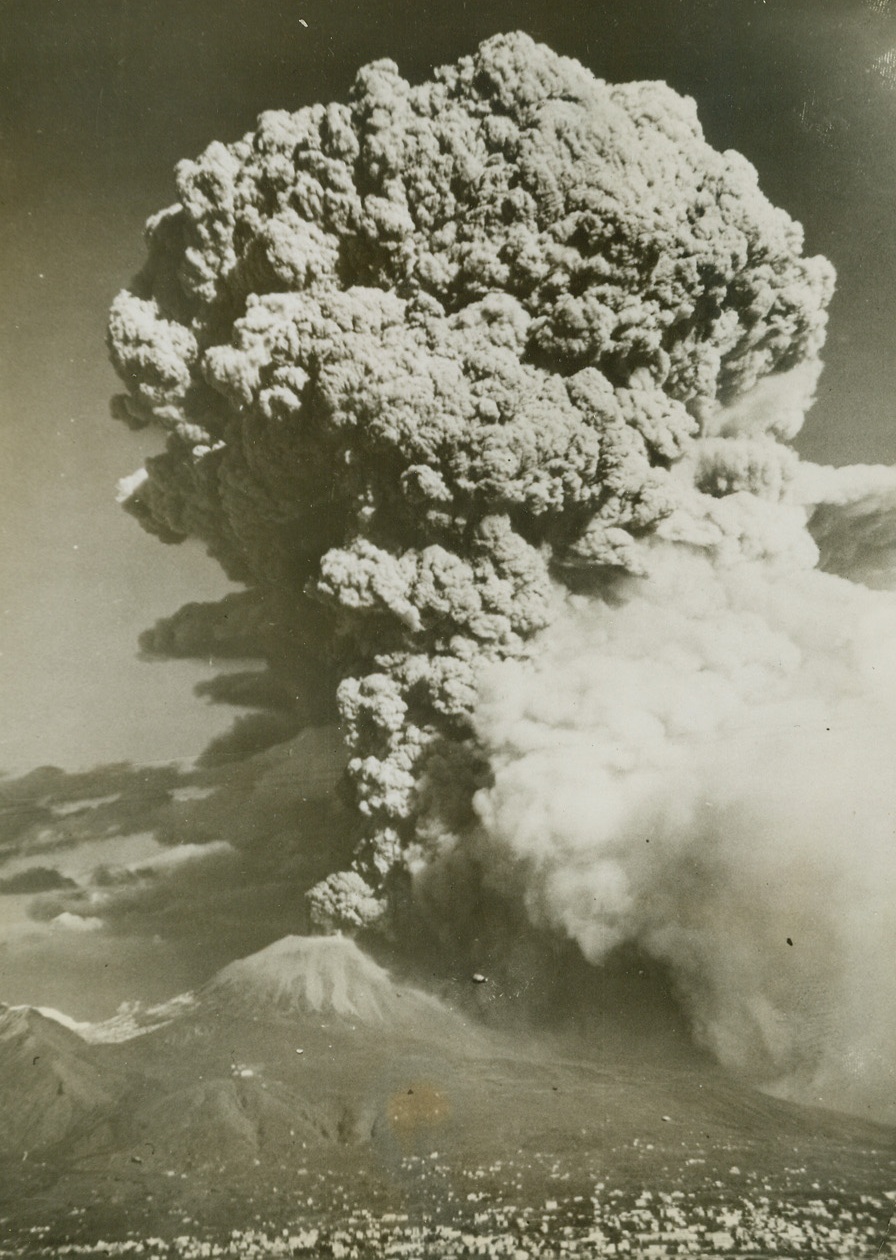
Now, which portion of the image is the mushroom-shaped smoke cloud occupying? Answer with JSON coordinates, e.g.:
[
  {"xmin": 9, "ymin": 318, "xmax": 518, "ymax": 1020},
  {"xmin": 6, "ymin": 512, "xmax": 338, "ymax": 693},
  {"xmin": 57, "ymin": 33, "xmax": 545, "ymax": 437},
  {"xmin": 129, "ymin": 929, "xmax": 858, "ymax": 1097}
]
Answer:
[
  {"xmin": 109, "ymin": 31, "xmax": 834, "ymax": 912},
  {"xmin": 110, "ymin": 33, "xmax": 896, "ymax": 1106}
]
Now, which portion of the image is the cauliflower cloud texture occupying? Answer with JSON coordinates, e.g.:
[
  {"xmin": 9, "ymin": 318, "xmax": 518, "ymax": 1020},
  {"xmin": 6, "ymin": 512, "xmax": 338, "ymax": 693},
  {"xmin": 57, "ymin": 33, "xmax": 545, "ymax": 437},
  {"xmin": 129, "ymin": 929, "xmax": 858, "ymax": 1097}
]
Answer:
[{"xmin": 109, "ymin": 32, "xmax": 836, "ymax": 925}]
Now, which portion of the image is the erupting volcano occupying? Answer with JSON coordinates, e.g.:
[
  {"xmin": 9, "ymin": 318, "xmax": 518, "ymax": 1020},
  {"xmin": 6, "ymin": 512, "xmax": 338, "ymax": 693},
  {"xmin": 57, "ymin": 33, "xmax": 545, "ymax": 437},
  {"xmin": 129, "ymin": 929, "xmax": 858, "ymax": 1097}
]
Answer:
[{"xmin": 3, "ymin": 29, "xmax": 896, "ymax": 1258}]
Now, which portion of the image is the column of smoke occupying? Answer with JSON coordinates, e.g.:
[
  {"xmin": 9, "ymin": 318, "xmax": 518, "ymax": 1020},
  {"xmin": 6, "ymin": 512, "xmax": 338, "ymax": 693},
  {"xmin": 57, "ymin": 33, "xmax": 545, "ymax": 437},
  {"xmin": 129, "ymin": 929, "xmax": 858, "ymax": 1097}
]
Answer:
[{"xmin": 109, "ymin": 33, "xmax": 896, "ymax": 1108}]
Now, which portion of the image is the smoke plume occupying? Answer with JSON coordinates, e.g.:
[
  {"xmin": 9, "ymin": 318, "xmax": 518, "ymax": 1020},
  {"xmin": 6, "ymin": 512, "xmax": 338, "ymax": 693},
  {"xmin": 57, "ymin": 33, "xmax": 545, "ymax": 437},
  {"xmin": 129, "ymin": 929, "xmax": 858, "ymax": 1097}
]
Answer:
[{"xmin": 107, "ymin": 32, "xmax": 896, "ymax": 1110}]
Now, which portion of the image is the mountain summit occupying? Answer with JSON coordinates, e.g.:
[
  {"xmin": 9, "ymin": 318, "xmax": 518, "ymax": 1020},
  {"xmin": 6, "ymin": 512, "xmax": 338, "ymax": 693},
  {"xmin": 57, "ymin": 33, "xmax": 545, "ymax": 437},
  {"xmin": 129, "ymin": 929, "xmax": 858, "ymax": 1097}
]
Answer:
[{"xmin": 202, "ymin": 934, "xmax": 442, "ymax": 1027}]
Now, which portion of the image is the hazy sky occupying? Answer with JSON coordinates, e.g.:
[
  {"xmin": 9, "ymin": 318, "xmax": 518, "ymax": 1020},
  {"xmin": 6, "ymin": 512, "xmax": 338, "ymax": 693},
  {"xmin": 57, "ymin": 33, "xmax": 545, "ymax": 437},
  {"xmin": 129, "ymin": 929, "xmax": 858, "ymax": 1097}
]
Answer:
[{"xmin": 2, "ymin": 0, "xmax": 896, "ymax": 775}]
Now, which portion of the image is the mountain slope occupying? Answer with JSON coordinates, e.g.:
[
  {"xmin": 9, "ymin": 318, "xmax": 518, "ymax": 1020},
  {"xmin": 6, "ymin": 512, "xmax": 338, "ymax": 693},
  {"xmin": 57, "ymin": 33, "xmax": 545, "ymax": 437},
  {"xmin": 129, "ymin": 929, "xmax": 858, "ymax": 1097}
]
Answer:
[
  {"xmin": 0, "ymin": 1005, "xmax": 126, "ymax": 1155},
  {"xmin": 0, "ymin": 938, "xmax": 893, "ymax": 1255}
]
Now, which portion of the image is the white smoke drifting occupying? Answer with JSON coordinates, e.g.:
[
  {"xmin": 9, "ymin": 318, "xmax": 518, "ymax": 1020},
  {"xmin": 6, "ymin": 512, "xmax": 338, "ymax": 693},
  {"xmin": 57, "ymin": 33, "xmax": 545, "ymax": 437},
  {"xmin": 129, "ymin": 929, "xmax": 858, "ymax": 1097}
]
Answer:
[{"xmin": 470, "ymin": 538, "xmax": 896, "ymax": 1111}]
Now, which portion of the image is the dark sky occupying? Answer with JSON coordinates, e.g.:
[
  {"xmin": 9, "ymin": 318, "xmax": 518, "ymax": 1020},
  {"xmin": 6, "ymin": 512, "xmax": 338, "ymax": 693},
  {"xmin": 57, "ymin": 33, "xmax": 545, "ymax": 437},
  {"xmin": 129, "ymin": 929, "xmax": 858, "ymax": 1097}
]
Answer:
[{"xmin": 2, "ymin": 0, "xmax": 896, "ymax": 772}]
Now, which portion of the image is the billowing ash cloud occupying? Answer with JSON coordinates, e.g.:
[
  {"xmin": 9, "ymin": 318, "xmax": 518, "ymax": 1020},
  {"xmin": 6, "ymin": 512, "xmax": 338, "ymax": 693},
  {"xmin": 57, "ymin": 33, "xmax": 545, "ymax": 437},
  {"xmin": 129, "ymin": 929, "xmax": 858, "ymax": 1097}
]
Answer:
[{"xmin": 107, "ymin": 32, "xmax": 896, "ymax": 1106}]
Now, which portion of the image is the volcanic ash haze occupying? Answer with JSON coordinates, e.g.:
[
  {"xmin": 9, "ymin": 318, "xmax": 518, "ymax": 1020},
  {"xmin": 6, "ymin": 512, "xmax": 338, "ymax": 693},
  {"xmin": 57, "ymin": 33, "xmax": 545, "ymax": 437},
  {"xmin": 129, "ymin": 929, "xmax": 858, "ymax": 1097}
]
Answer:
[{"xmin": 108, "ymin": 31, "xmax": 896, "ymax": 1115}]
